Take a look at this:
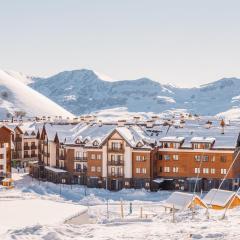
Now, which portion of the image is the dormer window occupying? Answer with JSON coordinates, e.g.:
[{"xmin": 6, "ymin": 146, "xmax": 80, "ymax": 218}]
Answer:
[
  {"xmin": 136, "ymin": 141, "xmax": 144, "ymax": 148},
  {"xmin": 31, "ymin": 131, "xmax": 36, "ymax": 136},
  {"xmin": 24, "ymin": 132, "xmax": 29, "ymax": 136},
  {"xmin": 193, "ymin": 143, "xmax": 201, "ymax": 149},
  {"xmin": 75, "ymin": 138, "xmax": 81, "ymax": 144},
  {"xmin": 204, "ymin": 143, "xmax": 211, "ymax": 149},
  {"xmin": 164, "ymin": 142, "xmax": 170, "ymax": 148},
  {"xmin": 93, "ymin": 140, "xmax": 99, "ymax": 146},
  {"xmin": 173, "ymin": 143, "xmax": 180, "ymax": 149}
]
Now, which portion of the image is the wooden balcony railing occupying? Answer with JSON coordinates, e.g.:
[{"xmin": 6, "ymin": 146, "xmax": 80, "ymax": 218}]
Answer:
[
  {"xmin": 108, "ymin": 160, "xmax": 124, "ymax": 166},
  {"xmin": 108, "ymin": 147, "xmax": 124, "ymax": 153},
  {"xmin": 75, "ymin": 157, "xmax": 88, "ymax": 161},
  {"xmin": 108, "ymin": 173, "xmax": 124, "ymax": 178}
]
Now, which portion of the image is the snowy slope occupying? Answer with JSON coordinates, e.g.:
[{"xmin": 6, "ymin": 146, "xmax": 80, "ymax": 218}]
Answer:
[
  {"xmin": 29, "ymin": 69, "xmax": 240, "ymax": 118},
  {"xmin": 0, "ymin": 70, "xmax": 74, "ymax": 118}
]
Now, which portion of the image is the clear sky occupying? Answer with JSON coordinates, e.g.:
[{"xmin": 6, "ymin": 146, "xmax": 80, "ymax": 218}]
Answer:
[{"xmin": 0, "ymin": 0, "xmax": 240, "ymax": 87}]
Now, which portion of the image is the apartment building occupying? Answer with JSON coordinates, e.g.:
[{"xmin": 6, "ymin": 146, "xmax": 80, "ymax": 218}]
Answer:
[
  {"xmin": 14, "ymin": 116, "xmax": 240, "ymax": 192},
  {"xmin": 156, "ymin": 122, "xmax": 240, "ymax": 191},
  {"xmin": 0, "ymin": 126, "xmax": 13, "ymax": 178}
]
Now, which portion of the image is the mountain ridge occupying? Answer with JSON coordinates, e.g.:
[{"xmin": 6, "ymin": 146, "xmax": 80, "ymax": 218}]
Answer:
[{"xmin": 28, "ymin": 69, "xmax": 240, "ymax": 117}]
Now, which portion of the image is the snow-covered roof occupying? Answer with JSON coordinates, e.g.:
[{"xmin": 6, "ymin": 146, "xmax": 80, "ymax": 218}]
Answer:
[
  {"xmin": 203, "ymin": 189, "xmax": 239, "ymax": 207},
  {"xmin": 160, "ymin": 136, "xmax": 185, "ymax": 143},
  {"xmin": 163, "ymin": 192, "xmax": 206, "ymax": 210},
  {"xmin": 191, "ymin": 137, "xmax": 216, "ymax": 144},
  {"xmin": 45, "ymin": 166, "xmax": 67, "ymax": 173}
]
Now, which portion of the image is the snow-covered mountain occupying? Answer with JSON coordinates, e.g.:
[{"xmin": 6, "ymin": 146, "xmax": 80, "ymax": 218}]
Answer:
[
  {"xmin": 29, "ymin": 69, "xmax": 240, "ymax": 118},
  {"xmin": 0, "ymin": 70, "xmax": 74, "ymax": 119}
]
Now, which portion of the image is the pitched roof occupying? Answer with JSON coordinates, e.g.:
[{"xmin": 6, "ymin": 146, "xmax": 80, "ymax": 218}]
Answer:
[{"xmin": 203, "ymin": 189, "xmax": 240, "ymax": 207}]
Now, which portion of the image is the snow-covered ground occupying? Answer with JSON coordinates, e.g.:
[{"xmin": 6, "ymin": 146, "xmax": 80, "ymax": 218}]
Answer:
[{"xmin": 1, "ymin": 173, "xmax": 240, "ymax": 239}]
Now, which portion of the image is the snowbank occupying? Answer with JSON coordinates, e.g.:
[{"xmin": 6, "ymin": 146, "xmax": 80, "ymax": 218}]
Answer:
[{"xmin": 0, "ymin": 199, "xmax": 87, "ymax": 234}]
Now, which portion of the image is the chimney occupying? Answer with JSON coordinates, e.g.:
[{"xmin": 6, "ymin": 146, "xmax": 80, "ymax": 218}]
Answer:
[
  {"xmin": 98, "ymin": 120, "xmax": 103, "ymax": 127},
  {"xmin": 146, "ymin": 120, "xmax": 154, "ymax": 128},
  {"xmin": 133, "ymin": 116, "xmax": 141, "ymax": 123},
  {"xmin": 151, "ymin": 116, "xmax": 159, "ymax": 121},
  {"xmin": 205, "ymin": 120, "xmax": 212, "ymax": 129},
  {"xmin": 117, "ymin": 120, "xmax": 126, "ymax": 127}
]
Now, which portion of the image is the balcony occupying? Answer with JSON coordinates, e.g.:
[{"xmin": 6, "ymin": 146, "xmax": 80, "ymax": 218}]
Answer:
[
  {"xmin": 24, "ymin": 155, "xmax": 30, "ymax": 158},
  {"xmin": 108, "ymin": 172, "xmax": 124, "ymax": 178},
  {"xmin": 12, "ymin": 153, "xmax": 22, "ymax": 159},
  {"xmin": 24, "ymin": 146, "xmax": 30, "ymax": 150},
  {"xmin": 31, "ymin": 154, "xmax": 37, "ymax": 158},
  {"xmin": 108, "ymin": 147, "xmax": 124, "ymax": 153},
  {"xmin": 75, "ymin": 157, "xmax": 87, "ymax": 162},
  {"xmin": 75, "ymin": 168, "xmax": 87, "ymax": 173},
  {"xmin": 108, "ymin": 160, "xmax": 124, "ymax": 166}
]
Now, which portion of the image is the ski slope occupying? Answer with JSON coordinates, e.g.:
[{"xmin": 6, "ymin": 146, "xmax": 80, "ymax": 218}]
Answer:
[{"xmin": 0, "ymin": 70, "xmax": 74, "ymax": 118}]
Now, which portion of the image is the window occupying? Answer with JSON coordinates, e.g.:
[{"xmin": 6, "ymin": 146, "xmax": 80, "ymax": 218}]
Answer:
[
  {"xmin": 91, "ymin": 154, "xmax": 96, "ymax": 160},
  {"xmin": 91, "ymin": 166, "xmax": 96, "ymax": 172},
  {"xmin": 136, "ymin": 168, "xmax": 141, "ymax": 174},
  {"xmin": 163, "ymin": 142, "xmax": 171, "ymax": 148},
  {"xmin": 136, "ymin": 155, "xmax": 145, "ymax": 161},
  {"xmin": 173, "ymin": 155, "xmax": 179, "ymax": 161},
  {"xmin": 164, "ymin": 155, "xmax": 170, "ymax": 161},
  {"xmin": 159, "ymin": 167, "xmax": 162, "ymax": 173},
  {"xmin": 193, "ymin": 143, "xmax": 201, "ymax": 149},
  {"xmin": 59, "ymin": 161, "xmax": 64, "ymax": 168},
  {"xmin": 97, "ymin": 166, "xmax": 101, "ymax": 172},
  {"xmin": 76, "ymin": 163, "xmax": 81, "ymax": 170},
  {"xmin": 203, "ymin": 168, "xmax": 209, "ymax": 174},
  {"xmin": 142, "ymin": 168, "xmax": 147, "ymax": 174},
  {"xmin": 211, "ymin": 168, "xmax": 215, "ymax": 174},
  {"xmin": 221, "ymin": 168, "xmax": 227, "ymax": 175},
  {"xmin": 76, "ymin": 151, "xmax": 81, "ymax": 157},
  {"xmin": 164, "ymin": 167, "xmax": 170, "ymax": 173},
  {"xmin": 195, "ymin": 155, "xmax": 201, "ymax": 162},
  {"xmin": 211, "ymin": 156, "xmax": 215, "ymax": 162},
  {"xmin": 194, "ymin": 168, "xmax": 200, "ymax": 174},
  {"xmin": 173, "ymin": 143, "xmax": 180, "ymax": 149},
  {"xmin": 112, "ymin": 142, "xmax": 122, "ymax": 149},
  {"xmin": 203, "ymin": 156, "xmax": 209, "ymax": 162},
  {"xmin": 0, "ymin": 154, "xmax": 3, "ymax": 159},
  {"xmin": 173, "ymin": 167, "xmax": 179, "ymax": 173},
  {"xmin": 0, "ymin": 165, "xmax": 3, "ymax": 170},
  {"xmin": 117, "ymin": 155, "xmax": 123, "ymax": 161},
  {"xmin": 204, "ymin": 143, "xmax": 210, "ymax": 149},
  {"xmin": 97, "ymin": 154, "xmax": 102, "ymax": 160},
  {"xmin": 111, "ymin": 155, "xmax": 115, "ymax": 161},
  {"xmin": 220, "ymin": 156, "xmax": 227, "ymax": 163}
]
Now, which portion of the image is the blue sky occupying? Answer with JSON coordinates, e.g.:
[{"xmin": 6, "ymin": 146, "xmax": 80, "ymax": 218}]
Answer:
[{"xmin": 0, "ymin": 0, "xmax": 240, "ymax": 87}]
